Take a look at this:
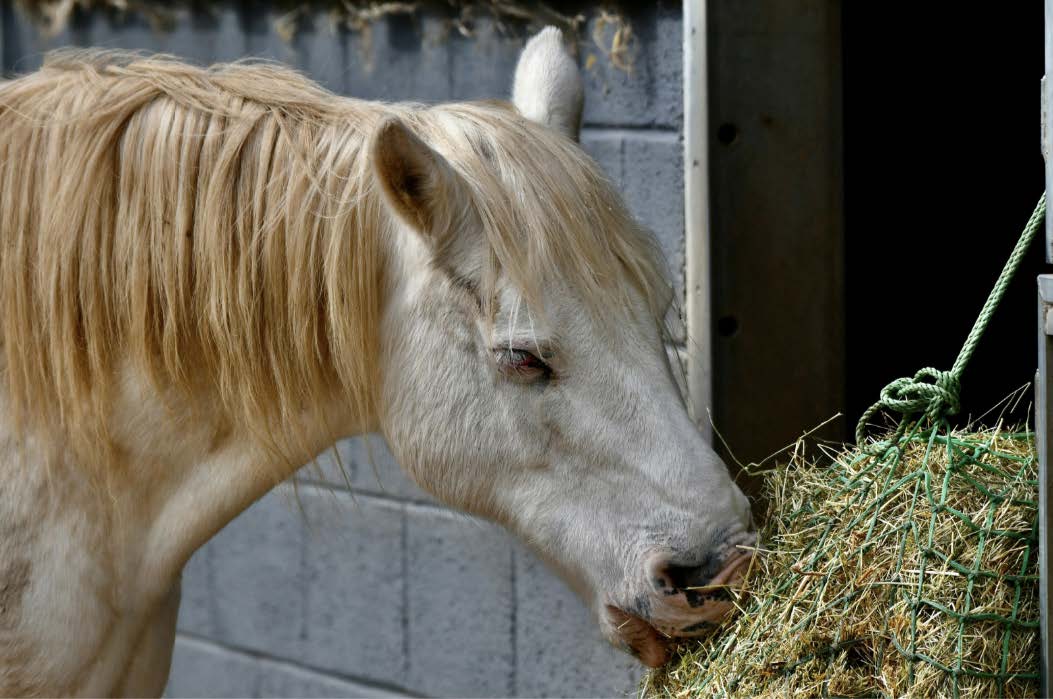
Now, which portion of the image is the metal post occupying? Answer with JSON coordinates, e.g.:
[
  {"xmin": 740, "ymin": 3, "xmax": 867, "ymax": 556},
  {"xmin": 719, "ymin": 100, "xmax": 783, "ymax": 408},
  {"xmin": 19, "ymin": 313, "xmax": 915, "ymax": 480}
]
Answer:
[
  {"xmin": 1041, "ymin": 5, "xmax": 1053, "ymax": 692},
  {"xmin": 683, "ymin": 0, "xmax": 711, "ymax": 440},
  {"xmin": 1046, "ymin": 0, "xmax": 1053, "ymax": 261},
  {"xmin": 0, "ymin": 0, "xmax": 5, "ymax": 77},
  {"xmin": 1037, "ymin": 275, "xmax": 1053, "ymax": 698}
]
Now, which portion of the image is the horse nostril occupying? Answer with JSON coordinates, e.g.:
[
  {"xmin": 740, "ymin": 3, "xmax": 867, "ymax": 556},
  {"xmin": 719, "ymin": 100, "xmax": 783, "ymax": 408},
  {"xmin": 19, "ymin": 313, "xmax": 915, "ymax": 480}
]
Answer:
[
  {"xmin": 664, "ymin": 563, "xmax": 705, "ymax": 590},
  {"xmin": 650, "ymin": 559, "xmax": 709, "ymax": 592}
]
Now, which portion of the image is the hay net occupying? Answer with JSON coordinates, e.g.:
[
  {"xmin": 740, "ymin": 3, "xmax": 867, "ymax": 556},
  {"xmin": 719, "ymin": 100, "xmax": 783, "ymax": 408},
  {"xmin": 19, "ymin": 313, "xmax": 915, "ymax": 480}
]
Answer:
[
  {"xmin": 647, "ymin": 424, "xmax": 1040, "ymax": 698},
  {"xmin": 850, "ymin": 426, "xmax": 1039, "ymax": 694},
  {"xmin": 762, "ymin": 426, "xmax": 1032, "ymax": 697},
  {"xmin": 648, "ymin": 424, "xmax": 1039, "ymax": 698},
  {"xmin": 647, "ymin": 194, "xmax": 1047, "ymax": 698}
]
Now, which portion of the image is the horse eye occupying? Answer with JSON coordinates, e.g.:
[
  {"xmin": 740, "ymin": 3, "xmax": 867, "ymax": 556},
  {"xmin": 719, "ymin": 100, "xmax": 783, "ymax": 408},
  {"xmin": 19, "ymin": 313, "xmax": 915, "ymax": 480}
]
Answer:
[{"xmin": 495, "ymin": 348, "xmax": 552, "ymax": 382}]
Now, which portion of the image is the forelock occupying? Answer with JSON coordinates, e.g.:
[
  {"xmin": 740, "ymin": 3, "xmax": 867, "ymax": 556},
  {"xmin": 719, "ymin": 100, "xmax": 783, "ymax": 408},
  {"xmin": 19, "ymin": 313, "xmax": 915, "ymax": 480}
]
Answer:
[{"xmin": 418, "ymin": 102, "xmax": 673, "ymax": 328}]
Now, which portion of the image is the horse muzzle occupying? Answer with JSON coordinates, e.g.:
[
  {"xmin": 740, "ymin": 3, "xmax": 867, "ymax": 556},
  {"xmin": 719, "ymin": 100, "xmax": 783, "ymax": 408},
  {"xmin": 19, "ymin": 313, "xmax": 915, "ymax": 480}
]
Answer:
[{"xmin": 603, "ymin": 535, "xmax": 757, "ymax": 667}]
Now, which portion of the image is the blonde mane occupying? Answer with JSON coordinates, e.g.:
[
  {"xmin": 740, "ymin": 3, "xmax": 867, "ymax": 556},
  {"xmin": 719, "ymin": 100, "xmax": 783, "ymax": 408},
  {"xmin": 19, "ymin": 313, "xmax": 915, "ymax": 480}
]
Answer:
[{"xmin": 0, "ymin": 51, "xmax": 669, "ymax": 465}]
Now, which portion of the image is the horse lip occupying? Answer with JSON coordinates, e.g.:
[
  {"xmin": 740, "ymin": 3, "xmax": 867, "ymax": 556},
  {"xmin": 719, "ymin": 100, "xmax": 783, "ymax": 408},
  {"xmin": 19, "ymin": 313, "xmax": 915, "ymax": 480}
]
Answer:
[
  {"xmin": 656, "ymin": 549, "xmax": 755, "ymax": 636},
  {"xmin": 603, "ymin": 546, "xmax": 757, "ymax": 663},
  {"xmin": 604, "ymin": 605, "xmax": 672, "ymax": 668},
  {"xmin": 708, "ymin": 549, "xmax": 754, "ymax": 587}
]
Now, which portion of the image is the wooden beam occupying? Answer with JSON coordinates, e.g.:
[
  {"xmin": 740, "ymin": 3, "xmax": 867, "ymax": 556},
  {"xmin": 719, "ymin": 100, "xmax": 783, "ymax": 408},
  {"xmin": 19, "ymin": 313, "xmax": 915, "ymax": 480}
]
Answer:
[{"xmin": 708, "ymin": 0, "xmax": 845, "ymax": 483}]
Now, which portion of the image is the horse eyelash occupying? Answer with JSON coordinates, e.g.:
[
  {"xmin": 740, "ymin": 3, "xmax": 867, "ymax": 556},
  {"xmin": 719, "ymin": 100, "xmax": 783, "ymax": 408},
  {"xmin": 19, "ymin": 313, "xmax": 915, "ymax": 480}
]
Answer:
[
  {"xmin": 527, "ymin": 308, "xmax": 543, "ymax": 358},
  {"xmin": 507, "ymin": 294, "xmax": 521, "ymax": 354},
  {"xmin": 502, "ymin": 294, "xmax": 545, "ymax": 358},
  {"xmin": 495, "ymin": 347, "xmax": 554, "ymax": 384}
]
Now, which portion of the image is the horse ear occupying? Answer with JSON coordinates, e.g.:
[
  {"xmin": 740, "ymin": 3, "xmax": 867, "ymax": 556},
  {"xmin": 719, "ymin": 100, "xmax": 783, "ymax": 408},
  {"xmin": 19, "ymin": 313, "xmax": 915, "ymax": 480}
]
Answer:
[
  {"xmin": 512, "ymin": 26, "xmax": 584, "ymax": 141},
  {"xmin": 372, "ymin": 117, "xmax": 468, "ymax": 239}
]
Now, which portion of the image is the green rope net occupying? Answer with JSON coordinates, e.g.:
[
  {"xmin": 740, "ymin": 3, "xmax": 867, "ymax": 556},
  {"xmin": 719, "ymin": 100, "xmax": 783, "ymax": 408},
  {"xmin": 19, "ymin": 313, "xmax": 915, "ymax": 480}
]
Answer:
[
  {"xmin": 647, "ymin": 428, "xmax": 1039, "ymax": 698},
  {"xmin": 648, "ymin": 195, "xmax": 1046, "ymax": 699}
]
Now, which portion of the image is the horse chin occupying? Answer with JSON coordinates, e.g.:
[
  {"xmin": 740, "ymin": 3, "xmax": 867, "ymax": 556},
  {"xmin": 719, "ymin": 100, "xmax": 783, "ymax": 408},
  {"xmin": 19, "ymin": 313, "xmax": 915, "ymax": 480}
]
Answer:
[
  {"xmin": 602, "ymin": 550, "xmax": 756, "ymax": 667},
  {"xmin": 603, "ymin": 605, "xmax": 672, "ymax": 668}
]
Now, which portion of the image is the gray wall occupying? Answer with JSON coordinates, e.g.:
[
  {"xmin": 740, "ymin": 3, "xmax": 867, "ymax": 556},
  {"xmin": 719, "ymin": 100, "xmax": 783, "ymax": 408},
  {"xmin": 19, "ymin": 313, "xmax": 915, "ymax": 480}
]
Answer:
[{"xmin": 0, "ymin": 2, "xmax": 684, "ymax": 696}]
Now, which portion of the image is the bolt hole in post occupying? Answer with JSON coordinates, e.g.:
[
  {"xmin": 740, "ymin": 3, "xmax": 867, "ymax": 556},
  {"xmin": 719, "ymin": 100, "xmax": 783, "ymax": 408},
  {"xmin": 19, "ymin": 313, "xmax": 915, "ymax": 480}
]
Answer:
[
  {"xmin": 716, "ymin": 123, "xmax": 739, "ymax": 145},
  {"xmin": 717, "ymin": 315, "xmax": 739, "ymax": 338}
]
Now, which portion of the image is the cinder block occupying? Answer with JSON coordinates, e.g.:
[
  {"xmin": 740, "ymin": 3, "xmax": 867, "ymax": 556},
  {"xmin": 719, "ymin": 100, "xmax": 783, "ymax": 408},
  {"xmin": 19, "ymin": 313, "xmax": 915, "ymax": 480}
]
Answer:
[
  {"xmin": 579, "ymin": 129, "xmax": 685, "ymax": 302},
  {"xmin": 242, "ymin": 3, "xmax": 299, "ymax": 66},
  {"xmin": 23, "ymin": 0, "xmax": 245, "ymax": 66},
  {"xmin": 69, "ymin": 6, "xmax": 153, "ymax": 53},
  {"xmin": 580, "ymin": 130, "xmax": 624, "ymax": 186},
  {"xmin": 179, "ymin": 486, "xmax": 412, "ymax": 687},
  {"xmin": 161, "ymin": 2, "xmax": 248, "ymax": 64},
  {"xmin": 255, "ymin": 658, "xmax": 408, "ymax": 698},
  {"xmin": 346, "ymin": 13, "xmax": 454, "ymax": 103},
  {"xmin": 5, "ymin": 0, "xmax": 256, "ymax": 74},
  {"xmin": 448, "ymin": 15, "xmax": 521, "ymax": 101},
  {"xmin": 406, "ymin": 506, "xmax": 514, "ymax": 697},
  {"xmin": 513, "ymin": 543, "xmax": 643, "ymax": 699},
  {"xmin": 177, "ymin": 489, "xmax": 308, "ymax": 658},
  {"xmin": 176, "ymin": 542, "xmax": 218, "ymax": 638},
  {"xmin": 300, "ymin": 435, "xmax": 434, "ymax": 503},
  {"xmin": 2, "ymin": 0, "xmax": 82, "ymax": 74},
  {"xmin": 284, "ymin": 9, "xmax": 350, "ymax": 94},
  {"xmin": 166, "ymin": 633, "xmax": 412, "ymax": 699},
  {"xmin": 295, "ymin": 487, "xmax": 407, "ymax": 686},
  {"xmin": 623, "ymin": 132, "xmax": 684, "ymax": 289},
  {"xmin": 581, "ymin": 3, "xmax": 682, "ymax": 128},
  {"xmin": 164, "ymin": 636, "xmax": 262, "ymax": 698}
]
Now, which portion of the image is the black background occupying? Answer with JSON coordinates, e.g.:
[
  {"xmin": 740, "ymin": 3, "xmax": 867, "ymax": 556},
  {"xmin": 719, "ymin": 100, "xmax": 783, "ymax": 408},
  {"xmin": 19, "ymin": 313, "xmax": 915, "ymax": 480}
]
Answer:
[{"xmin": 843, "ymin": 3, "xmax": 1045, "ymax": 432}]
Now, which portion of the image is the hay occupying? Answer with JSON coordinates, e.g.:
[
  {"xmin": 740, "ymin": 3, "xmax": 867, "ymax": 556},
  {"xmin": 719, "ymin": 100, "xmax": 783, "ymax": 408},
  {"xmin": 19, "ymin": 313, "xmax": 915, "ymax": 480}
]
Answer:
[
  {"xmin": 13, "ymin": 0, "xmax": 585, "ymax": 37},
  {"xmin": 646, "ymin": 425, "xmax": 1040, "ymax": 699},
  {"xmin": 12, "ymin": 1, "xmax": 639, "ymax": 77},
  {"xmin": 12, "ymin": 0, "xmax": 637, "ymax": 73}
]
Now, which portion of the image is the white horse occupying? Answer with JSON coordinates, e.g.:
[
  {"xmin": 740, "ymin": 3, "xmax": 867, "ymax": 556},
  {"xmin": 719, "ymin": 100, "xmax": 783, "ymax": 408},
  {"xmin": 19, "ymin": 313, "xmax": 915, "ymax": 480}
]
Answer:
[{"xmin": 0, "ymin": 28, "xmax": 754, "ymax": 696}]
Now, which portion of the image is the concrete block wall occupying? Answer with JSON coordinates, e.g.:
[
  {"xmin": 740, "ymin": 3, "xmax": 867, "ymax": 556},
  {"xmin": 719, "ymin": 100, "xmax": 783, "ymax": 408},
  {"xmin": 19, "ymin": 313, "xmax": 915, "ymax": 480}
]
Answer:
[
  {"xmin": 170, "ymin": 444, "xmax": 652, "ymax": 698},
  {"xmin": 1, "ymin": 2, "xmax": 684, "ymax": 696}
]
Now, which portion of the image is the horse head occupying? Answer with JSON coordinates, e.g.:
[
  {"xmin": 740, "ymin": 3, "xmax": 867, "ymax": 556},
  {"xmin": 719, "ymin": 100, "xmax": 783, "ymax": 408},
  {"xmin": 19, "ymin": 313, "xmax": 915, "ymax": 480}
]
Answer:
[{"xmin": 371, "ymin": 28, "xmax": 755, "ymax": 667}]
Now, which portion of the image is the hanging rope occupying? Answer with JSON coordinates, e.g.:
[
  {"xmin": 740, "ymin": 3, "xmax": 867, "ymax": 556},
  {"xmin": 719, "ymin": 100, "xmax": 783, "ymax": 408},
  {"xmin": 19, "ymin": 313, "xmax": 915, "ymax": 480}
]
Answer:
[{"xmin": 855, "ymin": 193, "xmax": 1047, "ymax": 454}]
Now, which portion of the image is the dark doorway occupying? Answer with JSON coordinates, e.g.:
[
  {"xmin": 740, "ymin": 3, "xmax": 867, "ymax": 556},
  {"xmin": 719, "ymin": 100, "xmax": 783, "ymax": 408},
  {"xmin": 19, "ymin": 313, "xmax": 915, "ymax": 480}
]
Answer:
[{"xmin": 844, "ymin": 4, "xmax": 1045, "ymax": 433}]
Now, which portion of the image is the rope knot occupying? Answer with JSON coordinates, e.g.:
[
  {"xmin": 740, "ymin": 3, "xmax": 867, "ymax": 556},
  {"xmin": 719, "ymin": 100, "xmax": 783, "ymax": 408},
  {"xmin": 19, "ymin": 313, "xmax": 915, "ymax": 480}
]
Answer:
[
  {"xmin": 878, "ymin": 368, "xmax": 961, "ymax": 421},
  {"xmin": 855, "ymin": 368, "xmax": 962, "ymax": 456},
  {"xmin": 854, "ymin": 194, "xmax": 1044, "ymax": 456}
]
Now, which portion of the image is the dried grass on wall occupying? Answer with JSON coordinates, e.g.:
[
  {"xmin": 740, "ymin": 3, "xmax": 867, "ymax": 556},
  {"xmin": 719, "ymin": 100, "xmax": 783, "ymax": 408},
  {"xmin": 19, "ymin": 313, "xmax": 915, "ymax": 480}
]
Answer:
[{"xmin": 13, "ymin": 0, "xmax": 638, "ymax": 73}]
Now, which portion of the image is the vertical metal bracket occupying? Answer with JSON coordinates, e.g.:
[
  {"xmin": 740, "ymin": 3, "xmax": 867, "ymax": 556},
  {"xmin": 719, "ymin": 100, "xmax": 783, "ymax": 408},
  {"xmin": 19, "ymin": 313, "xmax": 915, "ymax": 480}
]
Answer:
[
  {"xmin": 1043, "ymin": 76, "xmax": 1049, "ymax": 166},
  {"xmin": 1046, "ymin": 0, "xmax": 1053, "ymax": 259},
  {"xmin": 0, "ymin": 0, "xmax": 5, "ymax": 78},
  {"xmin": 1037, "ymin": 275, "xmax": 1053, "ymax": 698},
  {"xmin": 1041, "ymin": 6, "xmax": 1053, "ymax": 690},
  {"xmin": 683, "ymin": 0, "xmax": 711, "ymax": 440}
]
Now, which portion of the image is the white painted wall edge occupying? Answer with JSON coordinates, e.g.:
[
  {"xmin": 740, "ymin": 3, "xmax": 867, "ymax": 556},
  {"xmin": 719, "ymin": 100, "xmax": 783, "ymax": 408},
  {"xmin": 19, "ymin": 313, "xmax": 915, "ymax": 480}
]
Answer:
[{"xmin": 684, "ymin": 0, "xmax": 712, "ymax": 440}]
